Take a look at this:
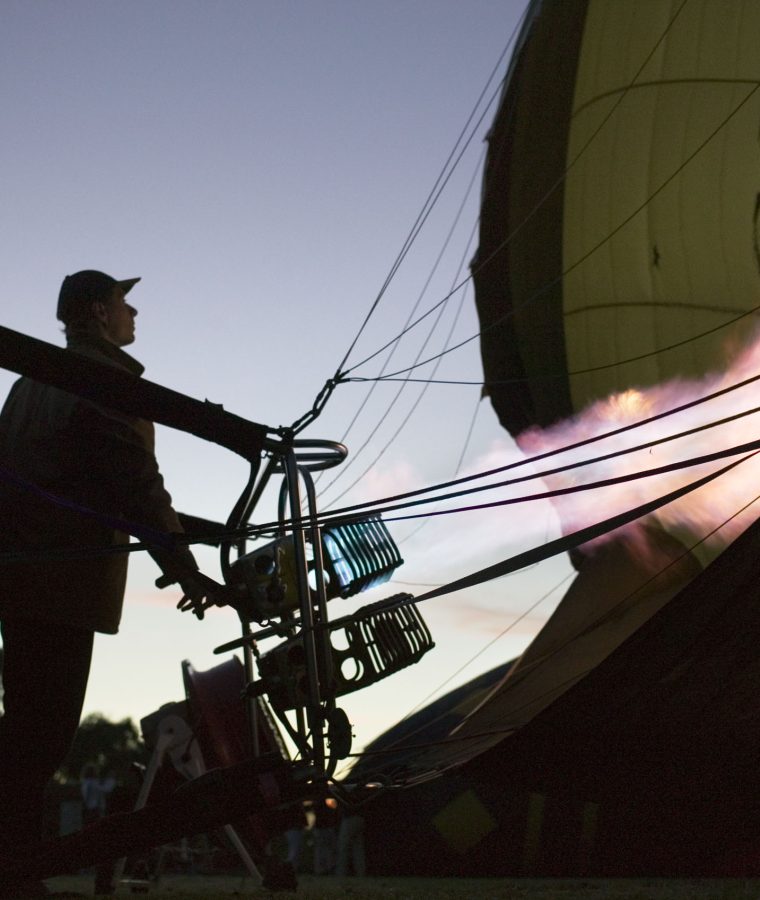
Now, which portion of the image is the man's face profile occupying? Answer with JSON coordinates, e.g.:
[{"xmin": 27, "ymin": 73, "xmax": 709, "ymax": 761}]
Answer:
[{"xmin": 96, "ymin": 286, "xmax": 137, "ymax": 347}]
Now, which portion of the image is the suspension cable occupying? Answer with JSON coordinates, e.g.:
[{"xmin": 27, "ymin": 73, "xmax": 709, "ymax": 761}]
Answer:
[
  {"xmin": 317, "ymin": 159, "xmax": 483, "ymax": 501},
  {"xmin": 348, "ymin": 488, "xmax": 760, "ymax": 772},
  {"xmin": 250, "ymin": 372, "xmax": 760, "ymax": 535},
  {"xmin": 342, "ymin": 8, "xmax": 760, "ymax": 385},
  {"xmin": 330, "ymin": 18, "xmax": 523, "ymax": 380}
]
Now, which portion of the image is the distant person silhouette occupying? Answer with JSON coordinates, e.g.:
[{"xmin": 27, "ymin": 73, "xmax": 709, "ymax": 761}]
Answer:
[
  {"xmin": 312, "ymin": 798, "xmax": 339, "ymax": 875},
  {"xmin": 336, "ymin": 807, "xmax": 366, "ymax": 877}
]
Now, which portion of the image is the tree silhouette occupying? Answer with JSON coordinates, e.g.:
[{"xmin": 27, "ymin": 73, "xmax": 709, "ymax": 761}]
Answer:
[{"xmin": 56, "ymin": 713, "xmax": 149, "ymax": 784}]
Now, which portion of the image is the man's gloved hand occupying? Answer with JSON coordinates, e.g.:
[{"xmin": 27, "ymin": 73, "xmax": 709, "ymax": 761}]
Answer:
[
  {"xmin": 176, "ymin": 571, "xmax": 216, "ymax": 620},
  {"xmin": 154, "ymin": 564, "xmax": 225, "ymax": 620}
]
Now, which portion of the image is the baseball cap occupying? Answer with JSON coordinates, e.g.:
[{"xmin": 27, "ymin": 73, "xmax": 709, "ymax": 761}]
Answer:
[{"xmin": 57, "ymin": 270, "xmax": 141, "ymax": 323}]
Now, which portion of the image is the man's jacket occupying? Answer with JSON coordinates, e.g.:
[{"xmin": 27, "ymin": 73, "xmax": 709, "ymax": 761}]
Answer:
[{"xmin": 0, "ymin": 332, "xmax": 191, "ymax": 633}]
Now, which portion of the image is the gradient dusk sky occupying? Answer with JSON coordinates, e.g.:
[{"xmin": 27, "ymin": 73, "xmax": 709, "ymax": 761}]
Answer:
[{"xmin": 0, "ymin": 1, "xmax": 574, "ymax": 749}]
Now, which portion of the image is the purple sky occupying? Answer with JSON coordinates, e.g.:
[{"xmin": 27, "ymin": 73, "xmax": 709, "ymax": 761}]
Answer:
[{"xmin": 0, "ymin": 1, "xmax": 575, "ymax": 747}]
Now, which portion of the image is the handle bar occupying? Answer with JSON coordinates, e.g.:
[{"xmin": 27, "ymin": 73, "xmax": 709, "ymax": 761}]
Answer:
[{"xmin": 274, "ymin": 439, "xmax": 347, "ymax": 473}]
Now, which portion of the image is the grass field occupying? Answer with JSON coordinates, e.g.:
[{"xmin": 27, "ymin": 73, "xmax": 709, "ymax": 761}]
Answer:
[{"xmin": 43, "ymin": 874, "xmax": 760, "ymax": 899}]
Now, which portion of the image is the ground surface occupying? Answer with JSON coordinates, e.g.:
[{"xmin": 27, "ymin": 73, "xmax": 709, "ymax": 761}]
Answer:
[{"xmin": 43, "ymin": 874, "xmax": 760, "ymax": 899}]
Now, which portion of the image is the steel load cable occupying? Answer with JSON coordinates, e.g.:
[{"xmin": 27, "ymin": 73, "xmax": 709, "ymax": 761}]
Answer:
[
  {"xmin": 290, "ymin": 11, "xmax": 527, "ymax": 438},
  {"xmin": 4, "ymin": 386, "xmax": 749, "ymax": 566},
  {"xmin": 4, "ymin": 447, "xmax": 757, "ymax": 767},
  {"xmin": 248, "ymin": 374, "xmax": 760, "ymax": 535},
  {"xmin": 358, "ymin": 441, "xmax": 760, "ymax": 528},
  {"xmin": 387, "ymin": 572, "xmax": 574, "ymax": 737},
  {"xmin": 329, "ymin": 15, "xmax": 524, "ymax": 383},
  {"xmin": 344, "ymin": 488, "xmax": 760, "ymax": 775},
  {"xmin": 347, "ymin": 299, "xmax": 760, "ymax": 387},
  {"xmin": 410, "ymin": 452, "xmax": 755, "ymax": 603},
  {"xmin": 124, "ymin": 384, "xmax": 759, "ymax": 549},
  {"xmin": 252, "ymin": 450, "xmax": 757, "ymax": 673},
  {"xmin": 338, "ymin": 0, "xmax": 691, "ymax": 378},
  {"xmin": 320, "ymin": 239, "xmax": 479, "ymax": 510},
  {"xmin": 317, "ymin": 191, "xmax": 481, "ymax": 506},
  {"xmin": 345, "ymin": 77, "xmax": 760, "ymax": 383},
  {"xmin": 5, "ymin": 372, "xmax": 760, "ymax": 566},
  {"xmin": 319, "ymin": 148, "xmax": 487, "ymax": 488},
  {"xmin": 218, "ymin": 432, "xmax": 760, "ymax": 567},
  {"xmin": 319, "ymin": 405, "xmax": 760, "ymax": 527},
  {"xmin": 292, "ymin": 2, "xmax": 740, "ymax": 505},
  {"xmin": 354, "ymin": 499, "xmax": 749, "ymax": 769},
  {"xmin": 340, "ymin": 4, "xmax": 760, "ymax": 388},
  {"xmin": 2, "ymin": 431, "xmax": 755, "ymax": 569},
  {"xmin": 294, "ymin": 3, "xmax": 699, "ymax": 488}
]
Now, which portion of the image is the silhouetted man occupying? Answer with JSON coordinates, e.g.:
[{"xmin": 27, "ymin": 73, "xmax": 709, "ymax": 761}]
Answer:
[{"xmin": 0, "ymin": 270, "xmax": 209, "ymax": 896}]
